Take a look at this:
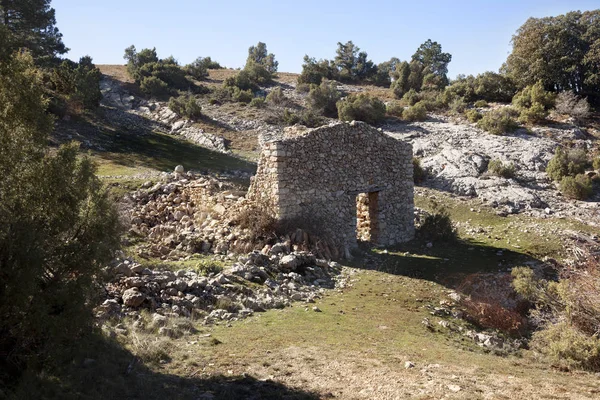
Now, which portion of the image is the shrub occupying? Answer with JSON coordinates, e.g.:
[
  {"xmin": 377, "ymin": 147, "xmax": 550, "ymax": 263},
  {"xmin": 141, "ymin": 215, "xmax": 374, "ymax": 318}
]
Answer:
[
  {"xmin": 546, "ymin": 147, "xmax": 588, "ymax": 181},
  {"xmin": 413, "ymin": 157, "xmax": 426, "ymax": 184},
  {"xmin": 280, "ymin": 109, "xmax": 323, "ymax": 128},
  {"xmin": 512, "ymin": 253, "xmax": 600, "ymax": 370},
  {"xmin": 402, "ymin": 101, "xmax": 427, "ymax": 122},
  {"xmin": 246, "ymin": 42, "xmax": 278, "ymax": 74},
  {"xmin": 554, "ymin": 91, "xmax": 590, "ymax": 121},
  {"xmin": 249, "ymin": 97, "xmax": 265, "ymax": 108},
  {"xmin": 477, "ymin": 108, "xmax": 519, "ymax": 135},
  {"xmin": 465, "ymin": 109, "xmax": 483, "ymax": 122},
  {"xmin": 560, "ymin": 174, "xmax": 593, "ymax": 200},
  {"xmin": 417, "ymin": 203, "xmax": 457, "ymax": 241},
  {"xmin": 0, "ymin": 52, "xmax": 120, "ymax": 381},
  {"xmin": 168, "ymin": 93, "xmax": 202, "ymax": 119},
  {"xmin": 195, "ymin": 258, "xmax": 225, "ymax": 276},
  {"xmin": 296, "ymin": 83, "xmax": 310, "ymax": 93},
  {"xmin": 594, "ymin": 157, "xmax": 600, "ymax": 171},
  {"xmin": 386, "ymin": 101, "xmax": 404, "ymax": 117},
  {"xmin": 401, "ymin": 88, "xmax": 420, "ymax": 105},
  {"xmin": 49, "ymin": 56, "xmax": 102, "ymax": 111},
  {"xmin": 140, "ymin": 75, "xmax": 169, "ymax": 97},
  {"xmin": 488, "ymin": 159, "xmax": 516, "ymax": 178},
  {"xmin": 184, "ymin": 57, "xmax": 209, "ymax": 80},
  {"xmin": 235, "ymin": 206, "xmax": 277, "ymax": 243},
  {"xmin": 307, "ymin": 81, "xmax": 341, "ymax": 117},
  {"xmin": 298, "ymin": 56, "xmax": 338, "ymax": 85},
  {"xmin": 231, "ymin": 87, "xmax": 254, "ymax": 103},
  {"xmin": 266, "ymin": 87, "xmax": 286, "ymax": 105},
  {"xmin": 474, "ymin": 99, "xmax": 488, "ymax": 107},
  {"xmin": 512, "ymin": 81, "xmax": 556, "ymax": 124},
  {"xmin": 461, "ymin": 298, "xmax": 527, "ymax": 337},
  {"xmin": 449, "ymin": 96, "xmax": 467, "ymax": 114},
  {"xmin": 337, "ymin": 93, "xmax": 386, "ymax": 124}
]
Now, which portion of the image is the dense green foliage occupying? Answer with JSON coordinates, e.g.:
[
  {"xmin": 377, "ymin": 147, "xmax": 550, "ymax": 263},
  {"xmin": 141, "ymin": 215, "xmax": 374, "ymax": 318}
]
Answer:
[
  {"xmin": 487, "ymin": 159, "xmax": 516, "ymax": 178},
  {"xmin": 546, "ymin": 147, "xmax": 588, "ymax": 181},
  {"xmin": 465, "ymin": 109, "xmax": 483, "ymax": 123},
  {"xmin": 265, "ymin": 87, "xmax": 286, "ymax": 105},
  {"xmin": 297, "ymin": 55, "xmax": 338, "ymax": 85},
  {"xmin": 168, "ymin": 93, "xmax": 202, "ymax": 120},
  {"xmin": 443, "ymin": 72, "xmax": 516, "ymax": 103},
  {"xmin": 0, "ymin": 0, "xmax": 67, "ymax": 64},
  {"xmin": 185, "ymin": 56, "xmax": 221, "ymax": 80},
  {"xmin": 417, "ymin": 204, "xmax": 457, "ymax": 241},
  {"xmin": 246, "ymin": 42, "xmax": 278, "ymax": 73},
  {"xmin": 306, "ymin": 81, "xmax": 341, "ymax": 117},
  {"xmin": 48, "ymin": 56, "xmax": 102, "ymax": 112},
  {"xmin": 512, "ymin": 81, "xmax": 556, "ymax": 123},
  {"xmin": 402, "ymin": 102, "xmax": 428, "ymax": 122},
  {"xmin": 560, "ymin": 174, "xmax": 593, "ymax": 200},
  {"xmin": 411, "ymin": 39, "xmax": 452, "ymax": 88},
  {"xmin": 0, "ymin": 50, "xmax": 120, "ymax": 385},
  {"xmin": 512, "ymin": 261, "xmax": 600, "ymax": 370},
  {"xmin": 504, "ymin": 10, "xmax": 600, "ymax": 103},
  {"xmin": 336, "ymin": 93, "xmax": 386, "ymax": 124},
  {"xmin": 476, "ymin": 108, "xmax": 519, "ymax": 135},
  {"xmin": 123, "ymin": 46, "xmax": 190, "ymax": 96}
]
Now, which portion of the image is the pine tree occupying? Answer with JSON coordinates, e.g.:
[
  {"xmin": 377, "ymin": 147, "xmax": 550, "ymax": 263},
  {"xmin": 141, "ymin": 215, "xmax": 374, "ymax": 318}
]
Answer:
[{"xmin": 0, "ymin": 0, "xmax": 67, "ymax": 64}]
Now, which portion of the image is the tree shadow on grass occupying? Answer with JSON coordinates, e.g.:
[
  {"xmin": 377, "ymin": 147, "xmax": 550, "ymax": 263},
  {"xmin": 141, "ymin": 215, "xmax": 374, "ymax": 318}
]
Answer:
[
  {"xmin": 358, "ymin": 238, "xmax": 547, "ymax": 290},
  {"xmin": 7, "ymin": 332, "xmax": 320, "ymax": 400}
]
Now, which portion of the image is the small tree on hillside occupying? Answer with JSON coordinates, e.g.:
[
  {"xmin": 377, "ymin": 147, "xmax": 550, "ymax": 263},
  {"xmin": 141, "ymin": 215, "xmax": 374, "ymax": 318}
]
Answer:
[{"xmin": 246, "ymin": 41, "xmax": 278, "ymax": 74}]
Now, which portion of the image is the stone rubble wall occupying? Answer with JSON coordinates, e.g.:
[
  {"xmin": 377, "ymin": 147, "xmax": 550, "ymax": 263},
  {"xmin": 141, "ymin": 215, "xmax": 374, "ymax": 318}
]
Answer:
[{"xmin": 248, "ymin": 121, "xmax": 415, "ymax": 252}]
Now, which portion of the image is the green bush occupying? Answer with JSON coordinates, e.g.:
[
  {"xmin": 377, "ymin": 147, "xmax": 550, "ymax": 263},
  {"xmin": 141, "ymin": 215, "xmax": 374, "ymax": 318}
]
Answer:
[
  {"xmin": 593, "ymin": 157, "xmax": 600, "ymax": 171},
  {"xmin": 124, "ymin": 46, "xmax": 190, "ymax": 94},
  {"xmin": 465, "ymin": 109, "xmax": 483, "ymax": 122},
  {"xmin": 474, "ymin": 99, "xmax": 488, "ymax": 107},
  {"xmin": 266, "ymin": 87, "xmax": 286, "ymax": 105},
  {"xmin": 402, "ymin": 101, "xmax": 428, "ymax": 122},
  {"xmin": 512, "ymin": 81, "xmax": 555, "ymax": 124},
  {"xmin": 449, "ymin": 96, "xmax": 467, "ymax": 114},
  {"xmin": 296, "ymin": 83, "xmax": 311, "ymax": 93},
  {"xmin": 546, "ymin": 148, "xmax": 588, "ymax": 181},
  {"xmin": 413, "ymin": 157, "xmax": 427, "ymax": 184},
  {"xmin": 477, "ymin": 108, "xmax": 519, "ymax": 135},
  {"xmin": 249, "ymin": 97, "xmax": 265, "ymax": 108},
  {"xmin": 512, "ymin": 262, "xmax": 600, "ymax": 371},
  {"xmin": 417, "ymin": 204, "xmax": 457, "ymax": 241},
  {"xmin": 281, "ymin": 109, "xmax": 323, "ymax": 128},
  {"xmin": 246, "ymin": 42, "xmax": 278, "ymax": 74},
  {"xmin": 307, "ymin": 81, "xmax": 341, "ymax": 118},
  {"xmin": 185, "ymin": 57, "xmax": 209, "ymax": 80},
  {"xmin": 560, "ymin": 174, "xmax": 593, "ymax": 200},
  {"xmin": 386, "ymin": 101, "xmax": 404, "ymax": 117},
  {"xmin": 488, "ymin": 159, "xmax": 516, "ymax": 178},
  {"xmin": 231, "ymin": 87, "xmax": 254, "ymax": 103},
  {"xmin": 337, "ymin": 93, "xmax": 386, "ymax": 124},
  {"xmin": 401, "ymin": 88, "xmax": 420, "ymax": 105},
  {"xmin": 168, "ymin": 93, "xmax": 202, "ymax": 119},
  {"xmin": 140, "ymin": 76, "xmax": 169, "ymax": 97},
  {"xmin": 49, "ymin": 56, "xmax": 102, "ymax": 111},
  {"xmin": 0, "ymin": 51, "xmax": 120, "ymax": 380},
  {"xmin": 298, "ymin": 55, "xmax": 338, "ymax": 85}
]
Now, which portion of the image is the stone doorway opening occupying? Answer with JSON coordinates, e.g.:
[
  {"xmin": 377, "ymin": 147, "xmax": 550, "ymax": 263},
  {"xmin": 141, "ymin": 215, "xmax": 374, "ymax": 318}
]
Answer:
[{"xmin": 356, "ymin": 192, "xmax": 380, "ymax": 243}]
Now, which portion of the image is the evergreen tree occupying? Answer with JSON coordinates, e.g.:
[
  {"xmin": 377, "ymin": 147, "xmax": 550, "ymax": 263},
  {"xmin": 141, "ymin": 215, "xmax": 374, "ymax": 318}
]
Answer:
[
  {"xmin": 0, "ymin": 0, "xmax": 67, "ymax": 64},
  {"xmin": 246, "ymin": 41, "xmax": 278, "ymax": 73}
]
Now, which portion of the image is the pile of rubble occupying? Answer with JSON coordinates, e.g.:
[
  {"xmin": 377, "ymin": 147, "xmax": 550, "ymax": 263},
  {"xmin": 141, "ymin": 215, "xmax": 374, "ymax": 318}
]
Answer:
[
  {"xmin": 128, "ymin": 168, "xmax": 344, "ymax": 261},
  {"xmin": 97, "ymin": 249, "xmax": 353, "ymax": 325}
]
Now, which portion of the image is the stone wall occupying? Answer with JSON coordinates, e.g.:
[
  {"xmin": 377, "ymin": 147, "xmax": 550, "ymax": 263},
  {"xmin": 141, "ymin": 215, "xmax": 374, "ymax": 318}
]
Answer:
[{"xmin": 248, "ymin": 121, "xmax": 414, "ymax": 254}]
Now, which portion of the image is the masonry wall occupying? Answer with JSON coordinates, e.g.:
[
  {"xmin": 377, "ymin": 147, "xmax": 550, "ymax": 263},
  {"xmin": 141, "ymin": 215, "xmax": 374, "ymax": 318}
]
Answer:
[{"xmin": 248, "ymin": 121, "xmax": 414, "ymax": 253}]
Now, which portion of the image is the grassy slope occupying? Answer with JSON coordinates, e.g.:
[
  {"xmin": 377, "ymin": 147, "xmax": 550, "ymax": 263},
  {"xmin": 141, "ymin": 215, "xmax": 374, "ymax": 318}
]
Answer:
[{"xmin": 31, "ymin": 67, "xmax": 600, "ymax": 399}]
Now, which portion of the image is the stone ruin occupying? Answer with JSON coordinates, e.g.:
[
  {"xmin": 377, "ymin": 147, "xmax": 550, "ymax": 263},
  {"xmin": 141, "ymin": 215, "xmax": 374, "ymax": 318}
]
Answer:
[{"xmin": 248, "ymin": 121, "xmax": 415, "ymax": 256}]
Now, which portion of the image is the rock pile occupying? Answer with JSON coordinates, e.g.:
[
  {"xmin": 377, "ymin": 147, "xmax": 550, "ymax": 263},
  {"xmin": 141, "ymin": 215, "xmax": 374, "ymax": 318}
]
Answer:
[
  {"xmin": 97, "ymin": 249, "xmax": 352, "ymax": 325},
  {"xmin": 100, "ymin": 77, "xmax": 229, "ymax": 153}
]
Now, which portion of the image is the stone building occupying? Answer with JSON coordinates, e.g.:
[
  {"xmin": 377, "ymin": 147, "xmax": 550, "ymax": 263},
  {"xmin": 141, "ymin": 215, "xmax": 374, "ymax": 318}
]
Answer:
[{"xmin": 248, "ymin": 121, "xmax": 414, "ymax": 256}]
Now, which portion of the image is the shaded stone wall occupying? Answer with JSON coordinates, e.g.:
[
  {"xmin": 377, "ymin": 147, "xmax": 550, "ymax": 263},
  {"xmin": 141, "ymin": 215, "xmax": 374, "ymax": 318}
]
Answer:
[{"xmin": 248, "ymin": 121, "xmax": 414, "ymax": 254}]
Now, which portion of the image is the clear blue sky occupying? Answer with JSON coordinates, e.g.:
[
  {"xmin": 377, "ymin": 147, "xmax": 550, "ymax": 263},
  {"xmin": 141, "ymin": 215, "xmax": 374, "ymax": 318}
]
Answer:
[{"xmin": 53, "ymin": 0, "xmax": 599, "ymax": 79}]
